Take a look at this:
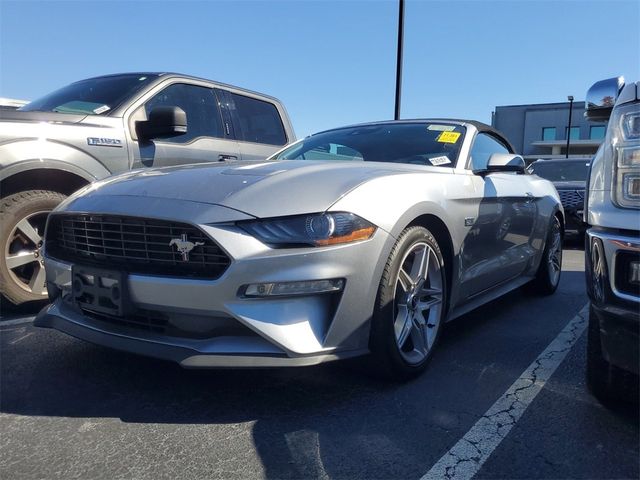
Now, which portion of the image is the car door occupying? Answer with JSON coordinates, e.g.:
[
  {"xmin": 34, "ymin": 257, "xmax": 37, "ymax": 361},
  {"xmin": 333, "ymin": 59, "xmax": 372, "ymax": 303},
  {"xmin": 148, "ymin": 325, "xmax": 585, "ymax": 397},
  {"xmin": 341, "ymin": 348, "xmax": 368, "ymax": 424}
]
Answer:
[
  {"xmin": 458, "ymin": 133, "xmax": 538, "ymax": 297},
  {"xmin": 219, "ymin": 89, "xmax": 289, "ymax": 160},
  {"xmin": 128, "ymin": 83, "xmax": 241, "ymax": 169}
]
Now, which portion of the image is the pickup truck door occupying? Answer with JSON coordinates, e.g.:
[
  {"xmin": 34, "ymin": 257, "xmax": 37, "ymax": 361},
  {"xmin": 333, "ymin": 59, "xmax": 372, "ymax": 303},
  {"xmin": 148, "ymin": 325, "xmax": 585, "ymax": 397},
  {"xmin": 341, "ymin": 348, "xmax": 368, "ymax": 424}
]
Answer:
[
  {"xmin": 216, "ymin": 89, "xmax": 289, "ymax": 161},
  {"xmin": 128, "ymin": 83, "xmax": 241, "ymax": 169}
]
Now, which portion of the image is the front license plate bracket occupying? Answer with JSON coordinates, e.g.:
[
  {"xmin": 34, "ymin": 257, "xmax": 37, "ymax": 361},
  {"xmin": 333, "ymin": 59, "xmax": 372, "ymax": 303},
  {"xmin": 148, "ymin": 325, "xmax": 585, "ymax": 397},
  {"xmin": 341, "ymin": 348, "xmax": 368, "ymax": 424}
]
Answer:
[{"xmin": 72, "ymin": 265, "xmax": 130, "ymax": 317}]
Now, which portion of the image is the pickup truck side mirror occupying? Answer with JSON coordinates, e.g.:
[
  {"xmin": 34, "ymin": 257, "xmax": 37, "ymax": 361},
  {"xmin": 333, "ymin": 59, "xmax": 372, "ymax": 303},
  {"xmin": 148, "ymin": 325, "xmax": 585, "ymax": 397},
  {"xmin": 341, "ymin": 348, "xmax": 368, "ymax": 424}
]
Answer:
[
  {"xmin": 474, "ymin": 153, "xmax": 525, "ymax": 176},
  {"xmin": 137, "ymin": 106, "xmax": 187, "ymax": 141},
  {"xmin": 585, "ymin": 76, "xmax": 624, "ymax": 122}
]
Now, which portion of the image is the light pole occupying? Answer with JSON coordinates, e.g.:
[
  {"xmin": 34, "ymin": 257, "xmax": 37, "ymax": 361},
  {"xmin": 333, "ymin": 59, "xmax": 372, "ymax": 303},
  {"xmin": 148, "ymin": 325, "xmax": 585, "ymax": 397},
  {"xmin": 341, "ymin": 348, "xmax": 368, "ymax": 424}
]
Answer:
[
  {"xmin": 394, "ymin": 0, "xmax": 405, "ymax": 120},
  {"xmin": 565, "ymin": 95, "xmax": 574, "ymax": 158}
]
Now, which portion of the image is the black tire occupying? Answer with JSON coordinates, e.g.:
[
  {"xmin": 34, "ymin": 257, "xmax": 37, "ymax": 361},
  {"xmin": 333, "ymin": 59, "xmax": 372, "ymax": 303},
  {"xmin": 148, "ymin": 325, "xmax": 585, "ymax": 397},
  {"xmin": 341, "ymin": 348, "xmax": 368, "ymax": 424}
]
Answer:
[
  {"xmin": 530, "ymin": 215, "xmax": 562, "ymax": 295},
  {"xmin": 369, "ymin": 226, "xmax": 447, "ymax": 380},
  {"xmin": 0, "ymin": 190, "xmax": 67, "ymax": 305},
  {"xmin": 587, "ymin": 304, "xmax": 639, "ymax": 404}
]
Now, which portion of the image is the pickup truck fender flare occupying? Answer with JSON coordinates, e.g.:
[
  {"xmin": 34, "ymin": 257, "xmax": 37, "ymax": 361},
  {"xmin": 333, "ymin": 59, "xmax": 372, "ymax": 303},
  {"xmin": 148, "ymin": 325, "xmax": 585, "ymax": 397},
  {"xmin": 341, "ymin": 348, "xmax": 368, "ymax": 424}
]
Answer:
[{"xmin": 0, "ymin": 138, "xmax": 112, "ymax": 185}]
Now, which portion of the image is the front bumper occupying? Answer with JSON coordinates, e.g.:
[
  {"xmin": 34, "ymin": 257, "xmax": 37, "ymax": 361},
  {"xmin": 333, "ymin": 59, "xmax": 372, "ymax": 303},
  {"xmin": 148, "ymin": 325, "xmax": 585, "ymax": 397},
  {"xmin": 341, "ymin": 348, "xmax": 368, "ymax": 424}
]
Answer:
[
  {"xmin": 37, "ymin": 220, "xmax": 395, "ymax": 368},
  {"xmin": 585, "ymin": 228, "xmax": 640, "ymax": 374}
]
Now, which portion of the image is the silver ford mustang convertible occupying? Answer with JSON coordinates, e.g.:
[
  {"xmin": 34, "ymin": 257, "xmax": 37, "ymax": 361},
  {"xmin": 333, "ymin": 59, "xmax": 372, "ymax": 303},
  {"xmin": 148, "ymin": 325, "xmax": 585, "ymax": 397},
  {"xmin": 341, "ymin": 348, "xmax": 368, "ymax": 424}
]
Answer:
[{"xmin": 36, "ymin": 119, "xmax": 563, "ymax": 378}]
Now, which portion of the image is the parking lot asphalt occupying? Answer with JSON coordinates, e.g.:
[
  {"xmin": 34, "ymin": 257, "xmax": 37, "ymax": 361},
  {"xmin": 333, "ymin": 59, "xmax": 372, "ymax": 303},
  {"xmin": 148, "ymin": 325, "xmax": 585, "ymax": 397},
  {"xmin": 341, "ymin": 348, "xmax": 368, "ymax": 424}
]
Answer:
[{"xmin": 1, "ymin": 243, "xmax": 638, "ymax": 480}]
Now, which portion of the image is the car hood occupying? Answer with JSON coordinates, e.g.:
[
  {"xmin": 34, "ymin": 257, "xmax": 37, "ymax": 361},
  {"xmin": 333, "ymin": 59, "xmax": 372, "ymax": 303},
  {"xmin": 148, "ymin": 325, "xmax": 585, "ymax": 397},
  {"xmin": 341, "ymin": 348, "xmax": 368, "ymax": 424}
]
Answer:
[
  {"xmin": 77, "ymin": 160, "xmax": 445, "ymax": 218},
  {"xmin": 0, "ymin": 109, "xmax": 88, "ymax": 126}
]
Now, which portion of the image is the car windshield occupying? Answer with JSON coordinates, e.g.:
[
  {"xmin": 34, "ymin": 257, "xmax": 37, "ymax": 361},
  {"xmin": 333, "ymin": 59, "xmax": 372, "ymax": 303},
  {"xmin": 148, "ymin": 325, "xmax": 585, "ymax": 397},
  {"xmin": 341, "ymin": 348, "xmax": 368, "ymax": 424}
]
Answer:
[
  {"xmin": 19, "ymin": 74, "xmax": 158, "ymax": 115},
  {"xmin": 528, "ymin": 160, "xmax": 590, "ymax": 182},
  {"xmin": 271, "ymin": 122, "xmax": 466, "ymax": 167}
]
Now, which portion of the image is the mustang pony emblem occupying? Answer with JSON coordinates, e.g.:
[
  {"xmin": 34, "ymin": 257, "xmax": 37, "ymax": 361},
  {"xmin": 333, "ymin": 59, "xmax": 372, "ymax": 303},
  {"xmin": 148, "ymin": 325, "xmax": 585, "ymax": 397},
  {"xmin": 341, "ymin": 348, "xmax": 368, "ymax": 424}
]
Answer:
[{"xmin": 169, "ymin": 234, "xmax": 204, "ymax": 261}]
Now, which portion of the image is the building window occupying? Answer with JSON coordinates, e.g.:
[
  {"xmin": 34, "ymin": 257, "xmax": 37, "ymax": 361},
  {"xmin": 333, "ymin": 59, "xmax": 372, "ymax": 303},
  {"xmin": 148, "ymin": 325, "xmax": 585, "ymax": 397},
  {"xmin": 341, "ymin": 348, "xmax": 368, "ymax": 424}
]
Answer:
[
  {"xmin": 542, "ymin": 127, "xmax": 556, "ymax": 141},
  {"xmin": 565, "ymin": 126, "xmax": 580, "ymax": 140},
  {"xmin": 590, "ymin": 125, "xmax": 606, "ymax": 140}
]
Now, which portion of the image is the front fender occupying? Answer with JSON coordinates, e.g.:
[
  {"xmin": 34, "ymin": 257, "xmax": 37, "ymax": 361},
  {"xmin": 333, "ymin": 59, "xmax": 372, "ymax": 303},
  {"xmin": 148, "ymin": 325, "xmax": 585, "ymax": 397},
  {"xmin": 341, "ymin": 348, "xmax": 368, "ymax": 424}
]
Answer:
[
  {"xmin": 0, "ymin": 139, "xmax": 111, "ymax": 183},
  {"xmin": 329, "ymin": 172, "xmax": 464, "ymax": 249}
]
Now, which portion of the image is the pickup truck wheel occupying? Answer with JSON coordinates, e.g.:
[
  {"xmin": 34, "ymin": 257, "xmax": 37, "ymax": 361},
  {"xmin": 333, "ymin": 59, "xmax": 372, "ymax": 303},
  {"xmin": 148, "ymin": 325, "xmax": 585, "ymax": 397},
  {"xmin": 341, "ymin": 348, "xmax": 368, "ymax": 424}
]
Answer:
[
  {"xmin": 0, "ymin": 190, "xmax": 67, "ymax": 305},
  {"xmin": 587, "ymin": 304, "xmax": 639, "ymax": 404}
]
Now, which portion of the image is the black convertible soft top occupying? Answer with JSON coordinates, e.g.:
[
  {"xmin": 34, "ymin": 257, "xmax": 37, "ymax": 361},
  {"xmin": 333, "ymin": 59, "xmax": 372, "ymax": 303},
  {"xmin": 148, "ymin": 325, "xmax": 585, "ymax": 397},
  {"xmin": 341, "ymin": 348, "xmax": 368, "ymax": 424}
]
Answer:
[{"xmin": 316, "ymin": 118, "xmax": 516, "ymax": 154}]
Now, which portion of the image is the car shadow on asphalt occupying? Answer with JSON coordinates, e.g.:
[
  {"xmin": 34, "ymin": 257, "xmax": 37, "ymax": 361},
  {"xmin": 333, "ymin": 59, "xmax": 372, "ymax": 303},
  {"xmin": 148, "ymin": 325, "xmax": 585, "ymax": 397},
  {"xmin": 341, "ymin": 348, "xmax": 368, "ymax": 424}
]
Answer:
[{"xmin": 2, "ymin": 267, "xmax": 615, "ymax": 479}]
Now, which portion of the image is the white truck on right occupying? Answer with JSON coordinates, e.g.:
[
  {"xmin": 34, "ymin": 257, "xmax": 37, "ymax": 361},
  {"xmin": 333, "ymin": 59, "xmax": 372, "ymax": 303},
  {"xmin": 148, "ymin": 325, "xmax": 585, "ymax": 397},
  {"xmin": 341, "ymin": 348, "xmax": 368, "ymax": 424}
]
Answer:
[{"xmin": 584, "ymin": 76, "xmax": 639, "ymax": 403}]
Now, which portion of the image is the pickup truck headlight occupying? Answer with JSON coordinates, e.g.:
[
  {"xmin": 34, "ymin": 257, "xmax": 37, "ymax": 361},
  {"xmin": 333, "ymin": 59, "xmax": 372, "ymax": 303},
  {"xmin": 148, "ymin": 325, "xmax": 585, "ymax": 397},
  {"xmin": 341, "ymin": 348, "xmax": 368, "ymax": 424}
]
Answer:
[
  {"xmin": 613, "ymin": 105, "xmax": 640, "ymax": 209},
  {"xmin": 240, "ymin": 212, "xmax": 376, "ymax": 247}
]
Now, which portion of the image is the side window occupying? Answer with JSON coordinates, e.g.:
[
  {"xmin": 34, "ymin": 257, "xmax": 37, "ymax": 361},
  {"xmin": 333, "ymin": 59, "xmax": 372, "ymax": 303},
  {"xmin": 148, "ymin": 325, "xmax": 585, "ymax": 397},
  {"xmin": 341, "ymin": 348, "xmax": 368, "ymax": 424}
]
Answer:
[
  {"xmin": 470, "ymin": 133, "xmax": 510, "ymax": 171},
  {"xmin": 228, "ymin": 92, "xmax": 287, "ymax": 146},
  {"xmin": 144, "ymin": 83, "xmax": 223, "ymax": 143}
]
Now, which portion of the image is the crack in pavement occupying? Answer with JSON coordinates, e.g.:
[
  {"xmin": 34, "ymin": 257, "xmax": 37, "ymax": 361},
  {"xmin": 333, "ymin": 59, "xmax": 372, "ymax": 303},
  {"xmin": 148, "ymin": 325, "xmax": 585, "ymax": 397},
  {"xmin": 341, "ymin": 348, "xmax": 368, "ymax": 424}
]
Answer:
[{"xmin": 420, "ymin": 303, "xmax": 589, "ymax": 480}]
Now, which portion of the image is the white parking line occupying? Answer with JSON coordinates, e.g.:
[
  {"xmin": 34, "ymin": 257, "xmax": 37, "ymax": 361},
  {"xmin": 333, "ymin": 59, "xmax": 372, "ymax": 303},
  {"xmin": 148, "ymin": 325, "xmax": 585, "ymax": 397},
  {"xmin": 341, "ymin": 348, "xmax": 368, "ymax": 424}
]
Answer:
[
  {"xmin": 421, "ymin": 303, "xmax": 589, "ymax": 480},
  {"xmin": 0, "ymin": 317, "xmax": 34, "ymax": 327}
]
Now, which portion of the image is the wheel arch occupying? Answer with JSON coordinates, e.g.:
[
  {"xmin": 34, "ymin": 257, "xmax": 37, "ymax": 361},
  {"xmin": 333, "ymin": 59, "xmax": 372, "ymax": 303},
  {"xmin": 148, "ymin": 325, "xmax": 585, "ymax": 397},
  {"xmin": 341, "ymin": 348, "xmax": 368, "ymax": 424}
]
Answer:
[
  {"xmin": 405, "ymin": 214, "xmax": 454, "ymax": 314},
  {"xmin": 1, "ymin": 167, "xmax": 93, "ymax": 197}
]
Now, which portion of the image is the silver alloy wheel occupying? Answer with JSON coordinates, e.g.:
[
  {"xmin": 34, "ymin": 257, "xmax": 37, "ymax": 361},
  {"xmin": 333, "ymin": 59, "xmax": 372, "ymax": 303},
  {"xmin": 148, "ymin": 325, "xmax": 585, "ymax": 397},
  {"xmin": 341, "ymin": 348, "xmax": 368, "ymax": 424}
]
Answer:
[
  {"xmin": 5, "ymin": 210, "xmax": 49, "ymax": 296},
  {"xmin": 547, "ymin": 218, "xmax": 562, "ymax": 287},
  {"xmin": 393, "ymin": 241, "xmax": 444, "ymax": 365}
]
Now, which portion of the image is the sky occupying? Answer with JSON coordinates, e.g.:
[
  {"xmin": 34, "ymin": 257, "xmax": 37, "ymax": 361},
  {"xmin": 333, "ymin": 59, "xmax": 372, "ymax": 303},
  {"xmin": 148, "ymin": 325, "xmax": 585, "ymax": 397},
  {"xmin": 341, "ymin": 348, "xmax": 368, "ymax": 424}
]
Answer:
[{"xmin": 1, "ymin": 0, "xmax": 638, "ymax": 138}]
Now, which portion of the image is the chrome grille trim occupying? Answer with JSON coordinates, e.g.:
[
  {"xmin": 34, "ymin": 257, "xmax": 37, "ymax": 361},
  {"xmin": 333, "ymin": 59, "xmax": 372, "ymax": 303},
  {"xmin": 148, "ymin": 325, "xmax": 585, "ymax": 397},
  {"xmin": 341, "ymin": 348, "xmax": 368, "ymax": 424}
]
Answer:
[{"xmin": 46, "ymin": 214, "xmax": 230, "ymax": 279}]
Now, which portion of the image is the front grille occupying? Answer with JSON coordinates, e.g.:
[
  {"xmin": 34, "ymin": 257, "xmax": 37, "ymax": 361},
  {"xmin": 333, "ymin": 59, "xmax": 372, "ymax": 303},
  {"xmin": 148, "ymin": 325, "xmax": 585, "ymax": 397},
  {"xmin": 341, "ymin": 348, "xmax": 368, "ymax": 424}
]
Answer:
[
  {"xmin": 81, "ymin": 307, "xmax": 169, "ymax": 334},
  {"xmin": 46, "ymin": 214, "xmax": 230, "ymax": 279},
  {"xmin": 558, "ymin": 190, "xmax": 585, "ymax": 209},
  {"xmin": 76, "ymin": 304, "xmax": 257, "ymax": 340}
]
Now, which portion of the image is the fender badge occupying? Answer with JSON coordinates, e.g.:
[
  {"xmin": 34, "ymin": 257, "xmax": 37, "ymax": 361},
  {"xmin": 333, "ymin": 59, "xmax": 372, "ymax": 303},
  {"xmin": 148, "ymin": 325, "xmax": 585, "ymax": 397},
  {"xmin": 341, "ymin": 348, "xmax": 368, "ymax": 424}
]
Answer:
[{"xmin": 87, "ymin": 137, "xmax": 123, "ymax": 147}]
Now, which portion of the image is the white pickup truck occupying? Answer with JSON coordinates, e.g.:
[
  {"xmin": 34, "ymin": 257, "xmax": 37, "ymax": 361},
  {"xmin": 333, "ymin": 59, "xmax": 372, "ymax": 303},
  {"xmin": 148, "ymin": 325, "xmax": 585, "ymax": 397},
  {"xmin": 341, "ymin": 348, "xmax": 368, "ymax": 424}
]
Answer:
[{"xmin": 584, "ymin": 76, "xmax": 639, "ymax": 403}]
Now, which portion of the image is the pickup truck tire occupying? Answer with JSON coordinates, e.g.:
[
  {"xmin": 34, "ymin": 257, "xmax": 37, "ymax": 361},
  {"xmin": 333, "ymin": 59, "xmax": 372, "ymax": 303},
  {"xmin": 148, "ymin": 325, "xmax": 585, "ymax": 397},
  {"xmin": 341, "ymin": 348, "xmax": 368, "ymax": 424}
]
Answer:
[
  {"xmin": 586, "ymin": 304, "xmax": 639, "ymax": 404},
  {"xmin": 0, "ymin": 190, "xmax": 67, "ymax": 305}
]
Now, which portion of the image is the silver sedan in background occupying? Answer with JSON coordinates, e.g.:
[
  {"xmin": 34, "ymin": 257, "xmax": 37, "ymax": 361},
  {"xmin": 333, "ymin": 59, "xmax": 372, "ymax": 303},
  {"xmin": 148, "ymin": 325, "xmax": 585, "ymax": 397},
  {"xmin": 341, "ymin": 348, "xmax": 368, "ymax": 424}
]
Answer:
[{"xmin": 36, "ymin": 119, "xmax": 563, "ymax": 379}]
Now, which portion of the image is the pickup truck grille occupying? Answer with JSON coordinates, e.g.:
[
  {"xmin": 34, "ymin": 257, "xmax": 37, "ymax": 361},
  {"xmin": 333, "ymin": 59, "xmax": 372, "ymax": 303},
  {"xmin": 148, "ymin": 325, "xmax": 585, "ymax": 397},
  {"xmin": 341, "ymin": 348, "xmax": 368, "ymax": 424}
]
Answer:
[
  {"xmin": 46, "ymin": 214, "xmax": 230, "ymax": 279},
  {"xmin": 558, "ymin": 190, "xmax": 584, "ymax": 209}
]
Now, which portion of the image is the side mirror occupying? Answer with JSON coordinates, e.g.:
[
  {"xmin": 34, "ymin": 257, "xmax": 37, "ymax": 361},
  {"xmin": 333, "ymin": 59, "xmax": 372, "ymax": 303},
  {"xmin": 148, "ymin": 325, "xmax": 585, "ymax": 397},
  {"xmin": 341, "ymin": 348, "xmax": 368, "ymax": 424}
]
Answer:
[
  {"xmin": 137, "ymin": 106, "xmax": 187, "ymax": 141},
  {"xmin": 474, "ymin": 153, "xmax": 526, "ymax": 175},
  {"xmin": 585, "ymin": 76, "xmax": 624, "ymax": 122}
]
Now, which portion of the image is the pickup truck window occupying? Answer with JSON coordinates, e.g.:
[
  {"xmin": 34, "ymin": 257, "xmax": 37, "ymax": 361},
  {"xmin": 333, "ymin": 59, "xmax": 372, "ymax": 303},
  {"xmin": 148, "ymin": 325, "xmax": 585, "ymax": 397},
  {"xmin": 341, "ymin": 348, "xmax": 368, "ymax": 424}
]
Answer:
[
  {"xmin": 144, "ymin": 83, "xmax": 224, "ymax": 143},
  {"xmin": 20, "ymin": 74, "xmax": 157, "ymax": 115},
  {"xmin": 229, "ymin": 92, "xmax": 287, "ymax": 146}
]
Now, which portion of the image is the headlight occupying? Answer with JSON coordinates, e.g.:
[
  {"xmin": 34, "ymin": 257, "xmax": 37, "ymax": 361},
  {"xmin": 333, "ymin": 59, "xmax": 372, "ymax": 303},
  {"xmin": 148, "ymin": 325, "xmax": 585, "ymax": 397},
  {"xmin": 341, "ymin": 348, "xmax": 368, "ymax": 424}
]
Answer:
[
  {"xmin": 622, "ymin": 110, "xmax": 640, "ymax": 140},
  {"xmin": 612, "ymin": 104, "xmax": 640, "ymax": 209},
  {"xmin": 239, "ymin": 212, "xmax": 376, "ymax": 247}
]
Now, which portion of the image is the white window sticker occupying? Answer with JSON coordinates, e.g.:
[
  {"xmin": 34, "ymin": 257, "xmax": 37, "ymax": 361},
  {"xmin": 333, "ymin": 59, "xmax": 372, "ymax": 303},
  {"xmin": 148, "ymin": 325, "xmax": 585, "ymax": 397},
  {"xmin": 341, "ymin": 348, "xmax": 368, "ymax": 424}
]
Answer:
[
  {"xmin": 427, "ymin": 124, "xmax": 456, "ymax": 132},
  {"xmin": 93, "ymin": 105, "xmax": 111, "ymax": 114},
  {"xmin": 430, "ymin": 156, "xmax": 451, "ymax": 166}
]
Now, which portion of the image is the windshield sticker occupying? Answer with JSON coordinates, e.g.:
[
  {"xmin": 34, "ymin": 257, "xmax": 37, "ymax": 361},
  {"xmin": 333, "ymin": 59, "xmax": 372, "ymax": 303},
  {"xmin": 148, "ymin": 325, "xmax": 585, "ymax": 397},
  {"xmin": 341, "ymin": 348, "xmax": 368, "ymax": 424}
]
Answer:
[
  {"xmin": 93, "ymin": 105, "xmax": 110, "ymax": 115},
  {"xmin": 430, "ymin": 156, "xmax": 451, "ymax": 166},
  {"xmin": 427, "ymin": 124, "xmax": 456, "ymax": 132},
  {"xmin": 436, "ymin": 131, "xmax": 461, "ymax": 144}
]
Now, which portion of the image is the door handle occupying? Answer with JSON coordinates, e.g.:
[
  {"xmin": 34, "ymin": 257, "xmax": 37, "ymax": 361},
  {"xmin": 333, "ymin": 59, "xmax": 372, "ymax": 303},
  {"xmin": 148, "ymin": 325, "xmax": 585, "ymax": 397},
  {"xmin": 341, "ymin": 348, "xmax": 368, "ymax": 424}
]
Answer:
[{"xmin": 218, "ymin": 154, "xmax": 238, "ymax": 162}]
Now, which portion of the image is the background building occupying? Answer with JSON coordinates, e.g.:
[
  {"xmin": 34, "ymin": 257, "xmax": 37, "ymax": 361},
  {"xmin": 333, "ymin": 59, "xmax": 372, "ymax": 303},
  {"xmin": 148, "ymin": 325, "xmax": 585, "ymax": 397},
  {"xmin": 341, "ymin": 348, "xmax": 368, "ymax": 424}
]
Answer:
[{"xmin": 492, "ymin": 101, "xmax": 607, "ymax": 163}]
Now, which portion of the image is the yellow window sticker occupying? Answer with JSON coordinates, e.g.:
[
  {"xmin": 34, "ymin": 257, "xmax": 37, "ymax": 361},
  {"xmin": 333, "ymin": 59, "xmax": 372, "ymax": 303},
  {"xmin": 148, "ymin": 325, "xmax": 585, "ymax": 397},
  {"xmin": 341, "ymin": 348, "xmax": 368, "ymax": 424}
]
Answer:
[{"xmin": 436, "ymin": 131, "xmax": 461, "ymax": 144}]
